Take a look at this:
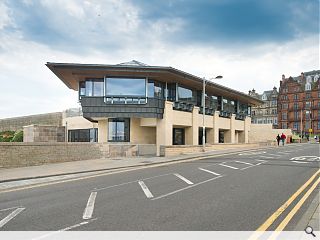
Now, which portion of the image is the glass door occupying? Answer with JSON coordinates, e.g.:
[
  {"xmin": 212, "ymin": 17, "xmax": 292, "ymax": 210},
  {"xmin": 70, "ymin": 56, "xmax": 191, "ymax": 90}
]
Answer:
[{"xmin": 173, "ymin": 128, "xmax": 185, "ymax": 145}]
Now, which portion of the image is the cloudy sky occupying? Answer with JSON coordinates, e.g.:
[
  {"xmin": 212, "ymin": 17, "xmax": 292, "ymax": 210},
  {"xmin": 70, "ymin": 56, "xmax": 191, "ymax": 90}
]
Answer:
[{"xmin": 0, "ymin": 0, "xmax": 318, "ymax": 118}]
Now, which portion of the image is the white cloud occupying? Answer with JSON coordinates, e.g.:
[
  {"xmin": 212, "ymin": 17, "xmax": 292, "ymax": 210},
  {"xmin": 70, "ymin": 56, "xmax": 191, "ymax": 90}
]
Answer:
[
  {"xmin": 0, "ymin": 1, "xmax": 12, "ymax": 30},
  {"xmin": 0, "ymin": 1, "xmax": 318, "ymax": 118}
]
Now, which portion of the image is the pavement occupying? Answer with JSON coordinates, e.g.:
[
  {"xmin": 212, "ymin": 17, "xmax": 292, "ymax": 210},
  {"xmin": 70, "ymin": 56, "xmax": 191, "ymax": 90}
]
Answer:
[{"xmin": 0, "ymin": 143, "xmax": 318, "ymax": 234}]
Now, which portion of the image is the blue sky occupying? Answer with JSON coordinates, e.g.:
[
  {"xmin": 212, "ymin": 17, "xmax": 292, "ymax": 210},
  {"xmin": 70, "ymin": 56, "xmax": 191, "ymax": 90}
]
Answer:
[{"xmin": 0, "ymin": 0, "xmax": 319, "ymax": 118}]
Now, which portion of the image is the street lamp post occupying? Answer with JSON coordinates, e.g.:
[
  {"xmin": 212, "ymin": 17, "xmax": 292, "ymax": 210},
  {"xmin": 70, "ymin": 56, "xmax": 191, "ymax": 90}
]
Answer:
[{"xmin": 202, "ymin": 75, "xmax": 223, "ymax": 151}]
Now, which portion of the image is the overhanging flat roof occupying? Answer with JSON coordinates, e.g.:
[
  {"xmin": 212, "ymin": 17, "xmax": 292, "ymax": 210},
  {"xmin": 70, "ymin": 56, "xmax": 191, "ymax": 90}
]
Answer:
[{"xmin": 46, "ymin": 62, "xmax": 263, "ymax": 106}]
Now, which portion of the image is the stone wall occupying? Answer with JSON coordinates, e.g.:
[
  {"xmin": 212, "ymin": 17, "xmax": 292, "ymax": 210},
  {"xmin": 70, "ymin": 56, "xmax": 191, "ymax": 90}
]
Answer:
[
  {"xmin": 0, "ymin": 143, "xmax": 156, "ymax": 168},
  {"xmin": 249, "ymin": 124, "xmax": 293, "ymax": 143},
  {"xmin": 0, "ymin": 112, "xmax": 62, "ymax": 132},
  {"xmin": 23, "ymin": 125, "xmax": 65, "ymax": 142}
]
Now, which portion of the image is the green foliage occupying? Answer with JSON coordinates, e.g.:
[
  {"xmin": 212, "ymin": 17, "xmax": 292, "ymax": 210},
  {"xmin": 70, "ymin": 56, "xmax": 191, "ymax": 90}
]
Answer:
[
  {"xmin": 0, "ymin": 130, "xmax": 15, "ymax": 142},
  {"xmin": 11, "ymin": 131, "xmax": 23, "ymax": 142}
]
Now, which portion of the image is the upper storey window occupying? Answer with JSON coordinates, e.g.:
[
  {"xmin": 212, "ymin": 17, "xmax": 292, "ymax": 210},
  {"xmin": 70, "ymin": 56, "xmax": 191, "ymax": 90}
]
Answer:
[
  {"xmin": 147, "ymin": 80, "xmax": 164, "ymax": 99},
  {"xmin": 178, "ymin": 85, "xmax": 196, "ymax": 102},
  {"xmin": 106, "ymin": 78, "xmax": 145, "ymax": 96},
  {"xmin": 305, "ymin": 83, "xmax": 311, "ymax": 91},
  {"xmin": 79, "ymin": 79, "xmax": 104, "ymax": 97}
]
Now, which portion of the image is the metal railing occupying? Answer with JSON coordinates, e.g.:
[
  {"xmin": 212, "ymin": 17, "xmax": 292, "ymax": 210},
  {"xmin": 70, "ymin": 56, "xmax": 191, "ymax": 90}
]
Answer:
[
  {"xmin": 104, "ymin": 96, "xmax": 147, "ymax": 104},
  {"xmin": 173, "ymin": 102, "xmax": 194, "ymax": 112},
  {"xmin": 199, "ymin": 107, "xmax": 215, "ymax": 116},
  {"xmin": 219, "ymin": 111, "xmax": 232, "ymax": 118}
]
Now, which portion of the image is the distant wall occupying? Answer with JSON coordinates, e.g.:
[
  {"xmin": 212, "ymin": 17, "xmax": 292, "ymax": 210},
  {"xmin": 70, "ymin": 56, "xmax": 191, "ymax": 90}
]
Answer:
[
  {"xmin": 249, "ymin": 124, "xmax": 292, "ymax": 143},
  {"xmin": 0, "ymin": 112, "xmax": 62, "ymax": 132},
  {"xmin": 23, "ymin": 125, "xmax": 65, "ymax": 142}
]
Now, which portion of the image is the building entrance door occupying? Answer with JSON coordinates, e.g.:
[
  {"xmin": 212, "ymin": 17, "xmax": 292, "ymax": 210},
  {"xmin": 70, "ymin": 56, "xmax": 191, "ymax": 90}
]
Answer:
[
  {"xmin": 219, "ymin": 130, "xmax": 224, "ymax": 143},
  {"xmin": 173, "ymin": 128, "xmax": 185, "ymax": 145}
]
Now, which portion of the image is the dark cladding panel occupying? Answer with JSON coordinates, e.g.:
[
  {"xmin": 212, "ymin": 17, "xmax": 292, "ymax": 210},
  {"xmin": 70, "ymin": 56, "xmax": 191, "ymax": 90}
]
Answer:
[{"xmin": 80, "ymin": 97, "xmax": 164, "ymax": 119}]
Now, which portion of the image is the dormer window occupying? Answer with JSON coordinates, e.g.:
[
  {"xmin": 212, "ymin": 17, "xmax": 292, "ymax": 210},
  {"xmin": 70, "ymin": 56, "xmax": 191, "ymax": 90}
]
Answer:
[
  {"xmin": 262, "ymin": 94, "xmax": 267, "ymax": 100},
  {"xmin": 306, "ymin": 76, "xmax": 312, "ymax": 83},
  {"xmin": 305, "ymin": 83, "xmax": 311, "ymax": 91}
]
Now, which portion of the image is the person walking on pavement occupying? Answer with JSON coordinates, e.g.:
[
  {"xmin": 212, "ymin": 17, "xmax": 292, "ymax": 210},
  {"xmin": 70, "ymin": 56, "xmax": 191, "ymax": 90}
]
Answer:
[
  {"xmin": 276, "ymin": 134, "xmax": 281, "ymax": 146},
  {"xmin": 280, "ymin": 133, "xmax": 286, "ymax": 146}
]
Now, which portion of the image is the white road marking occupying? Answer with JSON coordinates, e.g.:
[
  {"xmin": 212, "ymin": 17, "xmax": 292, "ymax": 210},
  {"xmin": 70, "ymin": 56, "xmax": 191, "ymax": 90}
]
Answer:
[
  {"xmin": 266, "ymin": 154, "xmax": 282, "ymax": 157},
  {"xmin": 83, "ymin": 192, "xmax": 97, "ymax": 220},
  {"xmin": 0, "ymin": 206, "xmax": 23, "ymax": 212},
  {"xmin": 239, "ymin": 165, "xmax": 255, "ymax": 171},
  {"xmin": 198, "ymin": 167, "xmax": 221, "ymax": 176},
  {"xmin": 291, "ymin": 161, "xmax": 309, "ymax": 164},
  {"xmin": 94, "ymin": 172, "xmax": 174, "ymax": 191},
  {"xmin": 138, "ymin": 180, "xmax": 154, "ymax": 198},
  {"xmin": 31, "ymin": 218, "xmax": 97, "ymax": 240},
  {"xmin": 174, "ymin": 173, "xmax": 194, "ymax": 185},
  {"xmin": 239, "ymin": 151, "xmax": 266, "ymax": 156},
  {"xmin": 290, "ymin": 156, "xmax": 320, "ymax": 162},
  {"xmin": 259, "ymin": 156, "xmax": 274, "ymax": 159},
  {"xmin": 235, "ymin": 161, "xmax": 254, "ymax": 166},
  {"xmin": 0, "ymin": 207, "xmax": 25, "ymax": 228},
  {"xmin": 278, "ymin": 152, "xmax": 290, "ymax": 154},
  {"xmin": 256, "ymin": 160, "xmax": 268, "ymax": 165},
  {"xmin": 151, "ymin": 175, "xmax": 224, "ymax": 201},
  {"xmin": 219, "ymin": 163, "xmax": 239, "ymax": 170}
]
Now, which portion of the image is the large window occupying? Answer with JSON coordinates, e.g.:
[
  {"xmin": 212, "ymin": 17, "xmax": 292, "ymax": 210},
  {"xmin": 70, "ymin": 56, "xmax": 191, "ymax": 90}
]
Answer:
[
  {"xmin": 238, "ymin": 102, "xmax": 249, "ymax": 114},
  {"xmin": 147, "ymin": 80, "xmax": 164, "ymax": 98},
  {"xmin": 106, "ymin": 78, "xmax": 145, "ymax": 96},
  {"xmin": 85, "ymin": 79, "xmax": 104, "ymax": 96},
  {"xmin": 108, "ymin": 118, "xmax": 130, "ymax": 142},
  {"xmin": 68, "ymin": 128, "xmax": 98, "ymax": 142},
  {"xmin": 178, "ymin": 85, "xmax": 196, "ymax": 102},
  {"xmin": 282, "ymin": 112, "xmax": 287, "ymax": 120},
  {"xmin": 293, "ymin": 122, "xmax": 299, "ymax": 130},
  {"xmin": 222, "ymin": 98, "xmax": 236, "ymax": 113},
  {"xmin": 79, "ymin": 82, "xmax": 86, "ymax": 96}
]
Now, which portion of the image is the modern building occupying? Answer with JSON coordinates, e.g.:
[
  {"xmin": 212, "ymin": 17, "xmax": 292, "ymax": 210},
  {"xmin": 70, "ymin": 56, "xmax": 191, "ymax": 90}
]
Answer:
[
  {"xmin": 278, "ymin": 71, "xmax": 320, "ymax": 136},
  {"xmin": 249, "ymin": 87, "xmax": 278, "ymax": 128},
  {"xmin": 47, "ymin": 60, "xmax": 263, "ymax": 155}
]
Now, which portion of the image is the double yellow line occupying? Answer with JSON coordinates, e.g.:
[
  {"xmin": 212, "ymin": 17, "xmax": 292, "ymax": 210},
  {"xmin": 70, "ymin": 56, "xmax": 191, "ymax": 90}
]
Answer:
[{"xmin": 250, "ymin": 169, "xmax": 320, "ymax": 240}]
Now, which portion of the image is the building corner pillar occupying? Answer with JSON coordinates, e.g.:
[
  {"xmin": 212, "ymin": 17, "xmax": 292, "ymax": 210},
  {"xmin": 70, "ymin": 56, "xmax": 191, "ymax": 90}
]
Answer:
[
  {"xmin": 156, "ymin": 101, "xmax": 173, "ymax": 156},
  {"xmin": 212, "ymin": 111, "xmax": 220, "ymax": 144}
]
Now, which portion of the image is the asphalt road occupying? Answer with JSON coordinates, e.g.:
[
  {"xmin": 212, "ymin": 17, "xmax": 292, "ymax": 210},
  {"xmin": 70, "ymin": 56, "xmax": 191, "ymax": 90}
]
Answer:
[{"xmin": 0, "ymin": 143, "xmax": 319, "ymax": 232}]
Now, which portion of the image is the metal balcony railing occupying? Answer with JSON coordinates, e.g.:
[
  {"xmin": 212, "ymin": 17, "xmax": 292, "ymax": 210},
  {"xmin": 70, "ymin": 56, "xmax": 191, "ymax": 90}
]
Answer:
[
  {"xmin": 173, "ymin": 101, "xmax": 194, "ymax": 112},
  {"xmin": 235, "ymin": 113, "xmax": 246, "ymax": 121},
  {"xmin": 219, "ymin": 111, "xmax": 232, "ymax": 118},
  {"xmin": 199, "ymin": 107, "xmax": 215, "ymax": 116},
  {"xmin": 104, "ymin": 95, "xmax": 147, "ymax": 104}
]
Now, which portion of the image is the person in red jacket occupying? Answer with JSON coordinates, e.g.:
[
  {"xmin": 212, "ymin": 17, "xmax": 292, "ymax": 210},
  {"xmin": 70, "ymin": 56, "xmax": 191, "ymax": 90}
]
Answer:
[{"xmin": 280, "ymin": 133, "xmax": 286, "ymax": 146}]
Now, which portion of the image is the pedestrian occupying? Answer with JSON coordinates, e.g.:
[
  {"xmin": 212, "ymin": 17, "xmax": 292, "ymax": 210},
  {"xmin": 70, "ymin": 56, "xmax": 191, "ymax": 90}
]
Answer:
[
  {"xmin": 276, "ymin": 134, "xmax": 281, "ymax": 146},
  {"xmin": 280, "ymin": 133, "xmax": 286, "ymax": 146}
]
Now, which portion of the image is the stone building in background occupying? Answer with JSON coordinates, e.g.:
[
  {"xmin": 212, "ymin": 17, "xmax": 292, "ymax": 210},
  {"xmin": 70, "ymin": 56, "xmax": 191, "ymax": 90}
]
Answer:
[
  {"xmin": 277, "ymin": 70, "xmax": 320, "ymax": 136},
  {"xmin": 248, "ymin": 87, "xmax": 279, "ymax": 128}
]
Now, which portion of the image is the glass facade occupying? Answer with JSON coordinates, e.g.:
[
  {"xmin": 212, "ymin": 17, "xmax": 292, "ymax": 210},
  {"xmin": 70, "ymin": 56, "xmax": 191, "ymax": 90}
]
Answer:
[
  {"xmin": 108, "ymin": 118, "xmax": 130, "ymax": 142},
  {"xmin": 178, "ymin": 85, "xmax": 196, "ymax": 102},
  {"xmin": 77, "ymin": 75, "xmax": 252, "ymax": 118},
  {"xmin": 147, "ymin": 80, "xmax": 164, "ymax": 98},
  {"xmin": 106, "ymin": 78, "xmax": 145, "ymax": 96},
  {"xmin": 222, "ymin": 98, "xmax": 235, "ymax": 113},
  {"xmin": 68, "ymin": 128, "xmax": 98, "ymax": 142},
  {"xmin": 167, "ymin": 83, "xmax": 176, "ymax": 102},
  {"xmin": 79, "ymin": 82, "xmax": 85, "ymax": 96},
  {"xmin": 81, "ymin": 79, "xmax": 104, "ymax": 97}
]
